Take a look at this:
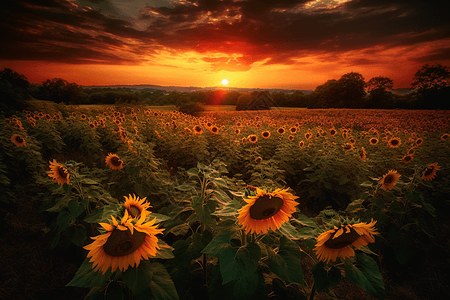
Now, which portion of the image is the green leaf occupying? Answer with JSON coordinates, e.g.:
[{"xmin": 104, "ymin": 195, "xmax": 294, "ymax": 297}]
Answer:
[
  {"xmin": 148, "ymin": 262, "xmax": 180, "ymax": 300},
  {"xmin": 186, "ymin": 167, "xmax": 198, "ymax": 177},
  {"xmin": 312, "ymin": 262, "xmax": 341, "ymax": 292},
  {"xmin": 123, "ymin": 260, "xmax": 154, "ymax": 295},
  {"xmin": 84, "ymin": 203, "xmax": 121, "ymax": 223},
  {"xmin": 175, "ymin": 184, "xmax": 194, "ymax": 191},
  {"xmin": 213, "ymin": 177, "xmax": 228, "ymax": 188},
  {"xmin": 294, "ymin": 214, "xmax": 319, "ymax": 228},
  {"xmin": 154, "ymin": 240, "xmax": 175, "ymax": 259},
  {"xmin": 388, "ymin": 200, "xmax": 403, "ymax": 214},
  {"xmin": 191, "ymin": 196, "xmax": 215, "ymax": 225},
  {"xmin": 82, "ymin": 178, "xmax": 99, "ymax": 185},
  {"xmin": 66, "ymin": 258, "xmax": 112, "ymax": 288},
  {"xmin": 219, "ymin": 242, "xmax": 261, "ymax": 284},
  {"xmin": 202, "ymin": 232, "xmax": 231, "ymax": 256},
  {"xmin": 345, "ymin": 199, "xmax": 365, "ymax": 212},
  {"xmin": 56, "ymin": 208, "xmax": 72, "ymax": 231},
  {"xmin": 151, "ymin": 213, "xmax": 171, "ymax": 223},
  {"xmin": 209, "ymin": 264, "xmax": 267, "ymax": 300},
  {"xmin": 344, "ymin": 253, "xmax": 385, "ymax": 300},
  {"xmin": 211, "ymin": 199, "xmax": 240, "ymax": 217},
  {"xmin": 278, "ymin": 222, "xmax": 302, "ymax": 240},
  {"xmin": 67, "ymin": 224, "xmax": 87, "ymax": 247},
  {"xmin": 68, "ymin": 198, "xmax": 85, "ymax": 219},
  {"xmin": 421, "ymin": 201, "xmax": 436, "ymax": 217},
  {"xmin": 268, "ymin": 236, "xmax": 303, "ymax": 284},
  {"xmin": 360, "ymin": 181, "xmax": 373, "ymax": 187}
]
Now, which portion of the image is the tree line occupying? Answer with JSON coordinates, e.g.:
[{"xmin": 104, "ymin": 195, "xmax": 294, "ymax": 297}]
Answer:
[{"xmin": 1, "ymin": 64, "xmax": 449, "ymax": 114}]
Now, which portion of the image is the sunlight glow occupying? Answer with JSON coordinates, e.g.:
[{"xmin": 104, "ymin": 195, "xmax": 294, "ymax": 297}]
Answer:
[{"xmin": 221, "ymin": 78, "xmax": 229, "ymax": 86}]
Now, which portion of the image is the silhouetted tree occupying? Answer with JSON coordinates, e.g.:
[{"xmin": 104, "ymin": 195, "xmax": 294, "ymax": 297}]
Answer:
[
  {"xmin": 309, "ymin": 79, "xmax": 340, "ymax": 108},
  {"xmin": 235, "ymin": 93, "xmax": 253, "ymax": 110},
  {"xmin": 411, "ymin": 64, "xmax": 450, "ymax": 109},
  {"xmin": 0, "ymin": 68, "xmax": 30, "ymax": 112},
  {"xmin": 39, "ymin": 78, "xmax": 87, "ymax": 104},
  {"xmin": 336, "ymin": 72, "xmax": 366, "ymax": 108},
  {"xmin": 222, "ymin": 90, "xmax": 241, "ymax": 105},
  {"xmin": 365, "ymin": 76, "xmax": 394, "ymax": 108}
]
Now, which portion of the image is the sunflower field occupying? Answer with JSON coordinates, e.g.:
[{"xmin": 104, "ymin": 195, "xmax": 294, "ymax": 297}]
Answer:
[{"xmin": 1, "ymin": 103, "xmax": 450, "ymax": 300}]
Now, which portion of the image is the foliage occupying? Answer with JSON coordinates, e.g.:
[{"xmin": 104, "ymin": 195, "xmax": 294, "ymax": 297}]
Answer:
[{"xmin": 1, "ymin": 103, "xmax": 449, "ymax": 300}]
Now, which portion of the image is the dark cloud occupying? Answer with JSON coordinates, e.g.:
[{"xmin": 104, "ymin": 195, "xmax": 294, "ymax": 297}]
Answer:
[
  {"xmin": 0, "ymin": 0, "xmax": 449, "ymax": 68},
  {"xmin": 414, "ymin": 47, "xmax": 450, "ymax": 63}
]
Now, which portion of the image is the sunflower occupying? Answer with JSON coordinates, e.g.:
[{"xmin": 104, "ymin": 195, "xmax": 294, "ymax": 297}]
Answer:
[
  {"xmin": 277, "ymin": 127, "xmax": 285, "ymax": 135},
  {"xmin": 47, "ymin": 159, "xmax": 70, "ymax": 185},
  {"xmin": 262, "ymin": 131, "xmax": 271, "ymax": 139},
  {"xmin": 440, "ymin": 133, "xmax": 449, "ymax": 141},
  {"xmin": 288, "ymin": 135, "xmax": 294, "ymax": 141},
  {"xmin": 298, "ymin": 141, "xmax": 305, "ymax": 149},
  {"xmin": 401, "ymin": 154, "xmax": 413, "ymax": 164},
  {"xmin": 305, "ymin": 132, "xmax": 312, "ymax": 140},
  {"xmin": 369, "ymin": 137, "xmax": 378, "ymax": 145},
  {"xmin": 248, "ymin": 134, "xmax": 257, "ymax": 143},
  {"xmin": 11, "ymin": 134, "xmax": 26, "ymax": 147},
  {"xmin": 330, "ymin": 128, "xmax": 337, "ymax": 136},
  {"xmin": 235, "ymin": 129, "xmax": 241, "ymax": 135},
  {"xmin": 289, "ymin": 127, "xmax": 297, "ymax": 134},
  {"xmin": 237, "ymin": 187, "xmax": 299, "ymax": 234},
  {"xmin": 124, "ymin": 194, "xmax": 151, "ymax": 219},
  {"xmin": 255, "ymin": 156, "xmax": 263, "ymax": 163},
  {"xmin": 422, "ymin": 163, "xmax": 440, "ymax": 181},
  {"xmin": 210, "ymin": 126, "xmax": 219, "ymax": 134},
  {"xmin": 313, "ymin": 219, "xmax": 378, "ymax": 263},
  {"xmin": 388, "ymin": 137, "xmax": 401, "ymax": 148},
  {"xmin": 379, "ymin": 170, "xmax": 401, "ymax": 190},
  {"xmin": 105, "ymin": 153, "xmax": 124, "ymax": 170},
  {"xmin": 83, "ymin": 211, "xmax": 164, "ymax": 275},
  {"xmin": 194, "ymin": 125, "xmax": 203, "ymax": 134},
  {"xmin": 415, "ymin": 138, "xmax": 423, "ymax": 146},
  {"xmin": 80, "ymin": 114, "xmax": 87, "ymax": 120}
]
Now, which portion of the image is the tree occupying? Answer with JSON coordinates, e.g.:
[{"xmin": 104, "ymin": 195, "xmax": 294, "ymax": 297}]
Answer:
[
  {"xmin": 336, "ymin": 72, "xmax": 366, "ymax": 108},
  {"xmin": 309, "ymin": 79, "xmax": 339, "ymax": 108},
  {"xmin": 235, "ymin": 93, "xmax": 253, "ymax": 110},
  {"xmin": 411, "ymin": 64, "xmax": 450, "ymax": 109},
  {"xmin": 365, "ymin": 76, "xmax": 394, "ymax": 108},
  {"xmin": 39, "ymin": 78, "xmax": 87, "ymax": 104},
  {"xmin": 0, "ymin": 68, "xmax": 30, "ymax": 112},
  {"xmin": 366, "ymin": 76, "xmax": 394, "ymax": 94}
]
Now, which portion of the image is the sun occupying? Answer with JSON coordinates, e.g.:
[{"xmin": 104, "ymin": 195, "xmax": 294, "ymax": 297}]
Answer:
[{"xmin": 221, "ymin": 79, "xmax": 229, "ymax": 86}]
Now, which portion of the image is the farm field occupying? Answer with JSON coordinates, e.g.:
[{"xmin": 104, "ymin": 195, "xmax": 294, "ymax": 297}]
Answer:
[{"xmin": 1, "ymin": 104, "xmax": 450, "ymax": 300}]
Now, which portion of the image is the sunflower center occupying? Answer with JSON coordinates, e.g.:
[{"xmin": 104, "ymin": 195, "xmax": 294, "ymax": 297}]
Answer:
[
  {"xmin": 15, "ymin": 136, "xmax": 24, "ymax": 143},
  {"xmin": 128, "ymin": 205, "xmax": 141, "ymax": 218},
  {"xmin": 249, "ymin": 195, "xmax": 284, "ymax": 220},
  {"xmin": 424, "ymin": 168, "xmax": 434, "ymax": 176},
  {"xmin": 57, "ymin": 167, "xmax": 67, "ymax": 179},
  {"xmin": 384, "ymin": 174, "xmax": 394, "ymax": 184},
  {"xmin": 390, "ymin": 139, "xmax": 399, "ymax": 146},
  {"xmin": 103, "ymin": 229, "xmax": 146, "ymax": 257},
  {"xmin": 110, "ymin": 156, "xmax": 122, "ymax": 166},
  {"xmin": 324, "ymin": 227, "xmax": 361, "ymax": 249}
]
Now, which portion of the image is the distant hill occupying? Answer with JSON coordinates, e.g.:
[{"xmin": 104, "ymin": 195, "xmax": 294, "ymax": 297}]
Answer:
[{"xmin": 83, "ymin": 84, "xmax": 313, "ymax": 94}]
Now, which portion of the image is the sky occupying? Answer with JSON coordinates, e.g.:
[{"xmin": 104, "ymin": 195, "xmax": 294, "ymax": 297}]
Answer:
[{"xmin": 0, "ymin": 0, "xmax": 449, "ymax": 90}]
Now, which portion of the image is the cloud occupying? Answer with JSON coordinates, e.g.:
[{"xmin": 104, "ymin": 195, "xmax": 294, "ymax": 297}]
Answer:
[{"xmin": 0, "ymin": 0, "xmax": 449, "ymax": 71}]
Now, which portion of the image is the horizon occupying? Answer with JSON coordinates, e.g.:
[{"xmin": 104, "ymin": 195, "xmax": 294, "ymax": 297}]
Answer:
[{"xmin": 1, "ymin": 1, "xmax": 449, "ymax": 90}]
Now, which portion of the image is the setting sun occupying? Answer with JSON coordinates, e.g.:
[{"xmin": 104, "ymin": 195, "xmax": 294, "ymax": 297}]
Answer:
[{"xmin": 221, "ymin": 79, "xmax": 229, "ymax": 86}]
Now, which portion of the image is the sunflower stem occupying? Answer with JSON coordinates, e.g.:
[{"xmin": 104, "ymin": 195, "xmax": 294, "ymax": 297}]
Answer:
[{"xmin": 309, "ymin": 283, "xmax": 316, "ymax": 300}]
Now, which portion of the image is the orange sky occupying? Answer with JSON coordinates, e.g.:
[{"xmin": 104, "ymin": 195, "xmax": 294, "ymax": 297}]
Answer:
[{"xmin": 1, "ymin": 0, "xmax": 449, "ymax": 90}]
